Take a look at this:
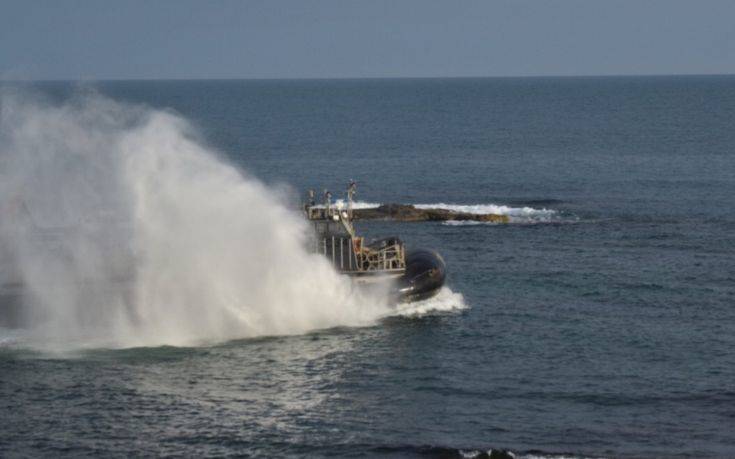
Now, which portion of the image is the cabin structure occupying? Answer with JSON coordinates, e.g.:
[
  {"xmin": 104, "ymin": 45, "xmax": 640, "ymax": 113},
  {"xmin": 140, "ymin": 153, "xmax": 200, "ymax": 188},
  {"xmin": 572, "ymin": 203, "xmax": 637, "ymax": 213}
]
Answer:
[{"xmin": 304, "ymin": 184, "xmax": 406, "ymax": 278}]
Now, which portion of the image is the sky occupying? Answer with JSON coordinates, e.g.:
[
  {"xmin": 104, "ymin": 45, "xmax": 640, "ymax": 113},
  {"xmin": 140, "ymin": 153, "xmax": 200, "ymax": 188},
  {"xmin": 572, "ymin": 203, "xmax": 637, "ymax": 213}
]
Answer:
[{"xmin": 2, "ymin": 0, "xmax": 735, "ymax": 80}]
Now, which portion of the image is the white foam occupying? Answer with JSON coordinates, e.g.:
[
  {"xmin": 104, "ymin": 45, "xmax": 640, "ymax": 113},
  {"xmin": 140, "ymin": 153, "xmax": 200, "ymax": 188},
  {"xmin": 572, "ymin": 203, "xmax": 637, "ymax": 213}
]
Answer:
[
  {"xmin": 391, "ymin": 287, "xmax": 467, "ymax": 318},
  {"xmin": 310, "ymin": 200, "xmax": 381, "ymax": 210},
  {"xmin": 415, "ymin": 203, "xmax": 558, "ymax": 223},
  {"xmin": 0, "ymin": 91, "xmax": 391, "ymax": 350},
  {"xmin": 314, "ymin": 201, "xmax": 564, "ymax": 224},
  {"xmin": 0, "ymin": 328, "xmax": 22, "ymax": 347},
  {"xmin": 442, "ymin": 220, "xmax": 487, "ymax": 226}
]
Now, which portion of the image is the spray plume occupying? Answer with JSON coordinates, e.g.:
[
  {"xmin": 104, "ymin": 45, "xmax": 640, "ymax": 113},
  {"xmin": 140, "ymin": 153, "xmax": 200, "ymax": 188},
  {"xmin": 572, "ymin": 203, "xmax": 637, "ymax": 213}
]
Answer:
[{"xmin": 0, "ymin": 90, "xmax": 389, "ymax": 349}]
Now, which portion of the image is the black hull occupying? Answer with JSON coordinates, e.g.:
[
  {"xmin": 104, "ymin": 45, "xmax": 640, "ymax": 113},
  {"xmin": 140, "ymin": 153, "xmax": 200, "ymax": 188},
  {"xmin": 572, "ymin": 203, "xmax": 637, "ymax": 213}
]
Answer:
[{"xmin": 394, "ymin": 249, "xmax": 446, "ymax": 303}]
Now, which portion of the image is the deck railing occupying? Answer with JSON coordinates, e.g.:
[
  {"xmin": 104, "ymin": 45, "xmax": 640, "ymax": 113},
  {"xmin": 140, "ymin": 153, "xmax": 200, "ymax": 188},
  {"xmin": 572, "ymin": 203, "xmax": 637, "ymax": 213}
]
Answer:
[{"xmin": 315, "ymin": 235, "xmax": 405, "ymax": 275}]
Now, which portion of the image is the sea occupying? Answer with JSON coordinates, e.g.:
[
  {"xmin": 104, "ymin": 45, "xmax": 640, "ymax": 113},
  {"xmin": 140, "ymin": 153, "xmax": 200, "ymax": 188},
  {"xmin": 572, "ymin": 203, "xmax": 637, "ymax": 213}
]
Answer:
[{"xmin": 1, "ymin": 76, "xmax": 734, "ymax": 458}]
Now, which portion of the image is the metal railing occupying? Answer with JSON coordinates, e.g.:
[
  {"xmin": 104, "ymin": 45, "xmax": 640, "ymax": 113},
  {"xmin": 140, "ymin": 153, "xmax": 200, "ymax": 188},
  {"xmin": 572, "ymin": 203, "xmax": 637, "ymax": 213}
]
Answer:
[{"xmin": 315, "ymin": 235, "xmax": 406, "ymax": 275}]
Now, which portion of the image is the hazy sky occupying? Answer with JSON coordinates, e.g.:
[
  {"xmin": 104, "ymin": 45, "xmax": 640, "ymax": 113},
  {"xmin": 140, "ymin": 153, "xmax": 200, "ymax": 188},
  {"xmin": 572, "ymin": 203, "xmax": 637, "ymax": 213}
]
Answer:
[{"xmin": 2, "ymin": 0, "xmax": 735, "ymax": 80}]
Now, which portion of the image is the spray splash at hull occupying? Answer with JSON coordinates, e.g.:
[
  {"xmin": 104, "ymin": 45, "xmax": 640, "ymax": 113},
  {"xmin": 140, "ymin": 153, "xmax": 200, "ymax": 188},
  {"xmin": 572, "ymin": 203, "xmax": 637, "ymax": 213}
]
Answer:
[{"xmin": 0, "ymin": 91, "xmax": 394, "ymax": 349}]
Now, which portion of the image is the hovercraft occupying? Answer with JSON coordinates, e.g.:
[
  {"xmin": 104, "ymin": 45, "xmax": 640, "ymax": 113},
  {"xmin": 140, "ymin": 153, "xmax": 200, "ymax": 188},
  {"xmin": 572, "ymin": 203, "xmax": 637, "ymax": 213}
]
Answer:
[{"xmin": 304, "ymin": 182, "xmax": 445, "ymax": 303}]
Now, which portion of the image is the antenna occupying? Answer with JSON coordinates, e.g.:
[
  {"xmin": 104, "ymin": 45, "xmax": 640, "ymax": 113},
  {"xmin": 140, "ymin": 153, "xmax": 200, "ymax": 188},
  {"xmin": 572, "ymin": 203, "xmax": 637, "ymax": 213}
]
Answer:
[
  {"xmin": 347, "ymin": 180, "xmax": 356, "ymax": 219},
  {"xmin": 324, "ymin": 189, "xmax": 332, "ymax": 216}
]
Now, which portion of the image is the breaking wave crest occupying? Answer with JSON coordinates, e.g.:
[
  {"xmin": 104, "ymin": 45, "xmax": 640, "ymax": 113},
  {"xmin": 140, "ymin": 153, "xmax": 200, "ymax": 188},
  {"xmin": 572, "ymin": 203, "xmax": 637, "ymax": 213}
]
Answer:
[
  {"xmin": 392, "ymin": 287, "xmax": 467, "ymax": 317},
  {"xmin": 415, "ymin": 203, "xmax": 559, "ymax": 223},
  {"xmin": 349, "ymin": 201, "xmax": 564, "ymax": 223},
  {"xmin": 0, "ymin": 90, "xmax": 392, "ymax": 350}
]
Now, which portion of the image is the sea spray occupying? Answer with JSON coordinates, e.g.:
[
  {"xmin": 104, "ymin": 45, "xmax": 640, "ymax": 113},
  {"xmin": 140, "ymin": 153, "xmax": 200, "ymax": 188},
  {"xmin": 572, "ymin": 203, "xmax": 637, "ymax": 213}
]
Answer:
[
  {"xmin": 321, "ymin": 201, "xmax": 566, "ymax": 224},
  {"xmin": 392, "ymin": 287, "xmax": 466, "ymax": 317},
  {"xmin": 0, "ymin": 90, "xmax": 390, "ymax": 349}
]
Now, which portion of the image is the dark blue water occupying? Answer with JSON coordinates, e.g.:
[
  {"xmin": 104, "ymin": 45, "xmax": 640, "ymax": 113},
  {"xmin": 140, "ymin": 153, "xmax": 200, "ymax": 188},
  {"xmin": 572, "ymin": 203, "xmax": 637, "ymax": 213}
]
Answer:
[{"xmin": 2, "ymin": 77, "xmax": 735, "ymax": 458}]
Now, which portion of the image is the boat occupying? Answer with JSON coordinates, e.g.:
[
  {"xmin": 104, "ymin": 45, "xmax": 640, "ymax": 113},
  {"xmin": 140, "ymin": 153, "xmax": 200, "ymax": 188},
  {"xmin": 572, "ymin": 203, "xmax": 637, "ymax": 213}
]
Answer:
[{"xmin": 304, "ymin": 182, "xmax": 445, "ymax": 303}]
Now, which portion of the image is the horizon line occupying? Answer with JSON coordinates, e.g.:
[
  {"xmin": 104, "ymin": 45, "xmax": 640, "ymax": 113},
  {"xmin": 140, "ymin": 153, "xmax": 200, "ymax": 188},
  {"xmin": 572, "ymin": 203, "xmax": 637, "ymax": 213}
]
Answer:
[{"xmin": 2, "ymin": 72, "xmax": 735, "ymax": 84}]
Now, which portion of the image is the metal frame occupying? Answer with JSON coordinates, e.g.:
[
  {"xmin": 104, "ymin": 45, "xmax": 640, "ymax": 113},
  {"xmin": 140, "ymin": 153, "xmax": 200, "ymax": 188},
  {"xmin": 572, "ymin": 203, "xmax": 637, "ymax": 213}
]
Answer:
[{"xmin": 306, "ymin": 183, "xmax": 407, "ymax": 276}]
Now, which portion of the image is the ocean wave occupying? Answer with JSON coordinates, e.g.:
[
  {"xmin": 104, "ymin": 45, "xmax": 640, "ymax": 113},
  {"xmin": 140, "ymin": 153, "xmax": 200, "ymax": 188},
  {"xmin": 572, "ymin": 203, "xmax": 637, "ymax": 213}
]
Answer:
[
  {"xmin": 370, "ymin": 445, "xmax": 605, "ymax": 459},
  {"xmin": 345, "ymin": 201, "xmax": 562, "ymax": 223},
  {"xmin": 391, "ymin": 287, "xmax": 468, "ymax": 318},
  {"xmin": 442, "ymin": 220, "xmax": 491, "ymax": 226},
  {"xmin": 415, "ymin": 203, "xmax": 559, "ymax": 222}
]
